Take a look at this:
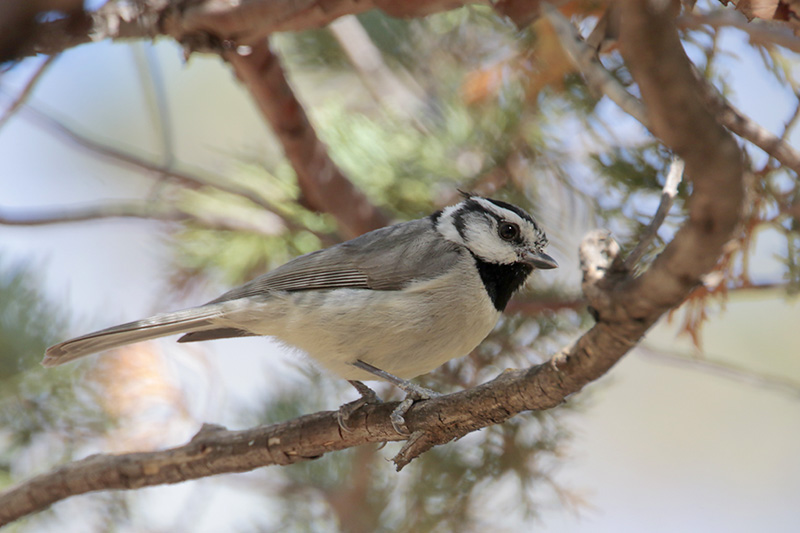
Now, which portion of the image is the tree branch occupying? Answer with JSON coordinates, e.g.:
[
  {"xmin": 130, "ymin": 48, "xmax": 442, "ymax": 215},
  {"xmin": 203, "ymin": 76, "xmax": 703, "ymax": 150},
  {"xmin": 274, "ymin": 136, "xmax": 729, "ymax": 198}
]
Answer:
[
  {"xmin": 6, "ymin": 0, "xmax": 503, "ymax": 62},
  {"xmin": 0, "ymin": 54, "xmax": 57, "ymax": 131},
  {"xmin": 696, "ymin": 72, "xmax": 800, "ymax": 177},
  {"xmin": 15, "ymin": 104, "xmax": 280, "ymax": 213},
  {"xmin": 624, "ymin": 156, "xmax": 685, "ymax": 270},
  {"xmin": 545, "ymin": 5, "xmax": 649, "ymax": 126},
  {"xmin": 223, "ymin": 41, "xmax": 390, "ymax": 238},
  {"xmin": 547, "ymin": 5, "xmax": 800, "ymax": 178},
  {"xmin": 0, "ymin": 203, "xmax": 188, "ymax": 226},
  {"xmin": 638, "ymin": 344, "xmax": 800, "ymax": 399},
  {"xmin": 679, "ymin": 8, "xmax": 800, "ymax": 54},
  {"xmin": 0, "ymin": 202, "xmax": 291, "ymax": 235}
]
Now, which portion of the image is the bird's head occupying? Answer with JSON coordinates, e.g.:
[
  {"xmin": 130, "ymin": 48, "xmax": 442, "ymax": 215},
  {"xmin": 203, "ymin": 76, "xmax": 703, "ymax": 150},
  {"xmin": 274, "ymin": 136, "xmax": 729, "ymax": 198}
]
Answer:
[{"xmin": 435, "ymin": 194, "xmax": 557, "ymax": 270}]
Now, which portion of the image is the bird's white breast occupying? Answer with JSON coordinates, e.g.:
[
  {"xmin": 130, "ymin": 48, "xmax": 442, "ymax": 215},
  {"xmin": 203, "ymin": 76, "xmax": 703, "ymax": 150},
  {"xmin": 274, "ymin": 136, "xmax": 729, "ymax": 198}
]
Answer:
[{"xmin": 219, "ymin": 257, "xmax": 501, "ymax": 381}]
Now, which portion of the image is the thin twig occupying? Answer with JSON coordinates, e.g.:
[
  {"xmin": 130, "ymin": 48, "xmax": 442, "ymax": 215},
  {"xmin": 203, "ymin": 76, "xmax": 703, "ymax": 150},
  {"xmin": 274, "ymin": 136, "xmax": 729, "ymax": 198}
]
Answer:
[
  {"xmin": 14, "ymin": 103, "xmax": 278, "ymax": 213},
  {"xmin": 135, "ymin": 43, "xmax": 177, "ymax": 202},
  {"xmin": 780, "ymin": 92, "xmax": 800, "ymax": 142},
  {"xmin": 0, "ymin": 54, "xmax": 57, "ymax": 131},
  {"xmin": 3, "ymin": 98, "xmax": 322, "ymax": 236},
  {"xmin": 132, "ymin": 43, "xmax": 175, "ymax": 169},
  {"xmin": 678, "ymin": 10, "xmax": 800, "ymax": 55},
  {"xmin": 0, "ymin": 202, "xmax": 294, "ymax": 234},
  {"xmin": 547, "ymin": 5, "xmax": 800, "ymax": 178},
  {"xmin": 696, "ymin": 72, "xmax": 800, "ymax": 177},
  {"xmin": 624, "ymin": 157, "xmax": 685, "ymax": 270},
  {"xmin": 638, "ymin": 344, "xmax": 800, "ymax": 399},
  {"xmin": 0, "ymin": 203, "xmax": 188, "ymax": 226},
  {"xmin": 544, "ymin": 5, "xmax": 649, "ymax": 127}
]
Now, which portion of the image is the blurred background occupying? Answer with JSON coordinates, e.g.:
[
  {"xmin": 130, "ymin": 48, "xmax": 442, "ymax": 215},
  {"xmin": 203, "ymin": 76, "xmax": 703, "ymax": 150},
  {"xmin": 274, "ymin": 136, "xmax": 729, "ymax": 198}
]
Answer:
[{"xmin": 1, "ymin": 2, "xmax": 799, "ymax": 531}]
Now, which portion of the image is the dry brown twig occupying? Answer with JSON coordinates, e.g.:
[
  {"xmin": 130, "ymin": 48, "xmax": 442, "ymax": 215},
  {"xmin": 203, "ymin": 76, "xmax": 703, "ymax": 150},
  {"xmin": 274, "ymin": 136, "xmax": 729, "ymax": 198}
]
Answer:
[{"xmin": 0, "ymin": 1, "xmax": 746, "ymax": 526}]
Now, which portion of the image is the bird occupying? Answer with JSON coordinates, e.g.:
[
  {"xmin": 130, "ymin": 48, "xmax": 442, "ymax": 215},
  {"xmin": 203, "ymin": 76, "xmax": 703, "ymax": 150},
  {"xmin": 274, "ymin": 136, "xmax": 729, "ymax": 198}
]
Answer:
[{"xmin": 43, "ymin": 193, "xmax": 558, "ymax": 433}]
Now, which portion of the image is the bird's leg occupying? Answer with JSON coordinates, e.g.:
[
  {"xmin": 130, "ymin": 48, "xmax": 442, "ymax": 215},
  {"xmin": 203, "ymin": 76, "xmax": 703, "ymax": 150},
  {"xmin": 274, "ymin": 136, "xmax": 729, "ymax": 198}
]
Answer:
[
  {"xmin": 337, "ymin": 380, "xmax": 383, "ymax": 433},
  {"xmin": 353, "ymin": 359, "xmax": 441, "ymax": 436}
]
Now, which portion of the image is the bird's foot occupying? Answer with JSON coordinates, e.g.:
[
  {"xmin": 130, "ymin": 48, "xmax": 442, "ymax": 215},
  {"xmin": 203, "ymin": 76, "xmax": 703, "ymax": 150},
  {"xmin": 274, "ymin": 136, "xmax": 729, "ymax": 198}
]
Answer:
[
  {"xmin": 390, "ymin": 385, "xmax": 442, "ymax": 436},
  {"xmin": 351, "ymin": 360, "xmax": 441, "ymax": 436},
  {"xmin": 338, "ymin": 380, "xmax": 382, "ymax": 433}
]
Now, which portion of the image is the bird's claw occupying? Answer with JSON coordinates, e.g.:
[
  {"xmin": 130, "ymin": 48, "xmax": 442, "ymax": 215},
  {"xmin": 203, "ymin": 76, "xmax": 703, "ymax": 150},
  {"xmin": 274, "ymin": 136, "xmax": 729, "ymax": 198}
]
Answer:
[
  {"xmin": 338, "ymin": 380, "xmax": 382, "ymax": 433},
  {"xmin": 389, "ymin": 388, "xmax": 442, "ymax": 436}
]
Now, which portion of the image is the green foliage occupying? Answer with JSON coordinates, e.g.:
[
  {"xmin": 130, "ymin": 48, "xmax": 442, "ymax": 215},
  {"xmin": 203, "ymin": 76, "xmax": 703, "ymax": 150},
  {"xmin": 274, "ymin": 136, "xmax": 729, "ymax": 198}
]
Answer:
[{"xmin": 0, "ymin": 262, "xmax": 110, "ymax": 493}]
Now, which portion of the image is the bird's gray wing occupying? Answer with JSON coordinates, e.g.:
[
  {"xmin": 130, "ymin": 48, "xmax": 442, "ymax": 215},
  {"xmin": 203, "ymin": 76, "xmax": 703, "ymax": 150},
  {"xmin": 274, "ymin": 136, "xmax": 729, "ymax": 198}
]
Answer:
[
  {"xmin": 177, "ymin": 218, "xmax": 463, "ymax": 343},
  {"xmin": 207, "ymin": 217, "xmax": 463, "ymax": 302}
]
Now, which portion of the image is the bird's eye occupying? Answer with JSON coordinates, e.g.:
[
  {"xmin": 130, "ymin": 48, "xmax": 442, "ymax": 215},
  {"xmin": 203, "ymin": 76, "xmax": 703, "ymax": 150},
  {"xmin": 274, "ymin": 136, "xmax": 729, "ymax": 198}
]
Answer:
[{"xmin": 498, "ymin": 222, "xmax": 519, "ymax": 241}]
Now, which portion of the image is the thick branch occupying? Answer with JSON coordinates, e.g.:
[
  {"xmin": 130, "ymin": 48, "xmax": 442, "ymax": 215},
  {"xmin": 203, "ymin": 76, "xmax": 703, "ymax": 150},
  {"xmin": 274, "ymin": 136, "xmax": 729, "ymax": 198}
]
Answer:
[
  {"xmin": 8, "ymin": 0, "xmax": 499, "ymax": 61},
  {"xmin": 614, "ymin": 0, "xmax": 744, "ymax": 318},
  {"xmin": 224, "ymin": 41, "xmax": 390, "ymax": 238}
]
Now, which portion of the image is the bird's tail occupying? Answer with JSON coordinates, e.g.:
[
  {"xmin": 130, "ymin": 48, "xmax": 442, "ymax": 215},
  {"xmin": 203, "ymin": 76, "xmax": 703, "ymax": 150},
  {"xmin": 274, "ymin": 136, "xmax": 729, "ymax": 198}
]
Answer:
[{"xmin": 42, "ymin": 304, "xmax": 228, "ymax": 367}]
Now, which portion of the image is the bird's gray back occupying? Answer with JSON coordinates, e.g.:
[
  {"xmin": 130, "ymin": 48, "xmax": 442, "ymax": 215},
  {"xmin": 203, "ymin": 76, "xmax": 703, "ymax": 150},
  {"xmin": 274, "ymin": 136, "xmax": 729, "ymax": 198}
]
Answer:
[{"xmin": 208, "ymin": 217, "xmax": 464, "ymax": 303}]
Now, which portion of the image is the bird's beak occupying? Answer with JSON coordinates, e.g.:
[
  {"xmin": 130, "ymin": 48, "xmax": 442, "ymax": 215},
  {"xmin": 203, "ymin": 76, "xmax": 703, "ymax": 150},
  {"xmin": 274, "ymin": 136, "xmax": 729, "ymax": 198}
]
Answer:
[{"xmin": 522, "ymin": 250, "xmax": 558, "ymax": 270}]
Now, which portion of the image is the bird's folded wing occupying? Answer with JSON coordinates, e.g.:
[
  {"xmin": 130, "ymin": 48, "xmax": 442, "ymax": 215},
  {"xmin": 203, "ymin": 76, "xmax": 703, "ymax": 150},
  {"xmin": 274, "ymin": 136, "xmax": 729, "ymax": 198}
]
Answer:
[{"xmin": 207, "ymin": 217, "xmax": 463, "ymax": 302}]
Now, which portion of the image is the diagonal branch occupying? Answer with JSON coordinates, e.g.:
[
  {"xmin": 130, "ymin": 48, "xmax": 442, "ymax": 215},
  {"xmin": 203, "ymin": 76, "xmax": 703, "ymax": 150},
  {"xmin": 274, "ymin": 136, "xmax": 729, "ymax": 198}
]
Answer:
[
  {"xmin": 638, "ymin": 344, "xmax": 800, "ymax": 399},
  {"xmin": 0, "ymin": 202, "xmax": 289, "ymax": 234},
  {"xmin": 696, "ymin": 72, "xmax": 800, "ymax": 176},
  {"xmin": 15, "ymin": 104, "xmax": 279, "ymax": 213},
  {"xmin": 545, "ymin": 5, "xmax": 649, "ymax": 126},
  {"xmin": 679, "ymin": 10, "xmax": 800, "ymax": 55},
  {"xmin": 0, "ymin": 54, "xmax": 57, "ymax": 131},
  {"xmin": 224, "ymin": 40, "xmax": 390, "ymax": 238}
]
